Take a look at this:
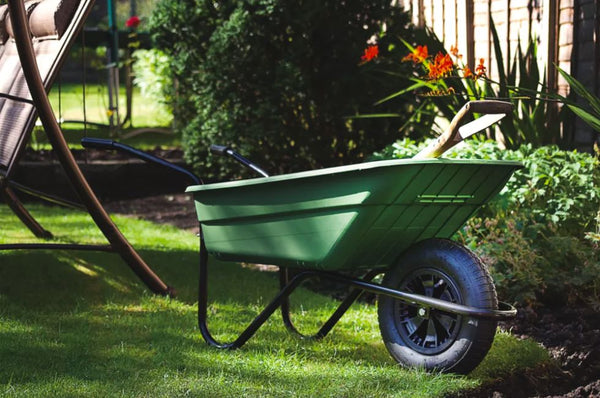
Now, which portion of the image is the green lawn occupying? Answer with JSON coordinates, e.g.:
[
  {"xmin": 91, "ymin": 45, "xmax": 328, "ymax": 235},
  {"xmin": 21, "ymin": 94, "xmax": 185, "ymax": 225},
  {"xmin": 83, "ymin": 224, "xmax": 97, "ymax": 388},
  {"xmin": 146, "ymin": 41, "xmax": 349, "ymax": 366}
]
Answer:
[
  {"xmin": 27, "ymin": 83, "xmax": 178, "ymax": 152},
  {"xmin": 48, "ymin": 83, "xmax": 172, "ymax": 129},
  {"xmin": 0, "ymin": 203, "xmax": 550, "ymax": 397}
]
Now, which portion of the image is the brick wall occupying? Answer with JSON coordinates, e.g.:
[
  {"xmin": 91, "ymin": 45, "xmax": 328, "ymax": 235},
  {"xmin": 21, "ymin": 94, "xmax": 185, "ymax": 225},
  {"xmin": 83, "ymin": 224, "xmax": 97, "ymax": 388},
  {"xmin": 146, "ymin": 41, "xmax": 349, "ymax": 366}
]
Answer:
[{"xmin": 398, "ymin": 0, "xmax": 599, "ymax": 151}]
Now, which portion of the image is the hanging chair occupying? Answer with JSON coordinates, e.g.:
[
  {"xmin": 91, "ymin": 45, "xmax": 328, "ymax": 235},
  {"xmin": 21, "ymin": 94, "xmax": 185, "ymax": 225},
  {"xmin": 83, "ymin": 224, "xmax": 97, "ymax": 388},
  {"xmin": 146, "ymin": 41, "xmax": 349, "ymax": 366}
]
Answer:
[{"xmin": 0, "ymin": 0, "xmax": 174, "ymax": 296}]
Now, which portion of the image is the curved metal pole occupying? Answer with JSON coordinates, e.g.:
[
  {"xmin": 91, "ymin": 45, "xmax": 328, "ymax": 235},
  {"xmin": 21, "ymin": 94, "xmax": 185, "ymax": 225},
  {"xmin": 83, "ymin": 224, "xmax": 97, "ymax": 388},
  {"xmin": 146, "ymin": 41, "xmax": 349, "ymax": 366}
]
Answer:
[
  {"xmin": 7, "ymin": 0, "xmax": 173, "ymax": 296},
  {"xmin": 0, "ymin": 181, "xmax": 53, "ymax": 239},
  {"xmin": 198, "ymin": 236, "xmax": 322, "ymax": 349}
]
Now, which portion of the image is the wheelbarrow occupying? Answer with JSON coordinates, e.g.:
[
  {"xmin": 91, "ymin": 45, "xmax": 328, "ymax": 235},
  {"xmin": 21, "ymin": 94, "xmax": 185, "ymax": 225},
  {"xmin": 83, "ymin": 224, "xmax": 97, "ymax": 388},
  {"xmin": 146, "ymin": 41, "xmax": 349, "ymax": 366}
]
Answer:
[{"xmin": 83, "ymin": 100, "xmax": 521, "ymax": 374}]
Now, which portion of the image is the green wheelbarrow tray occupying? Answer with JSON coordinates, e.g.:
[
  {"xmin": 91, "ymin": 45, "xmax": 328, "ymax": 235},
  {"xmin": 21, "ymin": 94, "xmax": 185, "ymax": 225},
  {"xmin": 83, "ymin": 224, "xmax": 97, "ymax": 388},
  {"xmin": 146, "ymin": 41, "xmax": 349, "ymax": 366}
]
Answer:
[{"xmin": 186, "ymin": 158, "xmax": 522, "ymax": 271}]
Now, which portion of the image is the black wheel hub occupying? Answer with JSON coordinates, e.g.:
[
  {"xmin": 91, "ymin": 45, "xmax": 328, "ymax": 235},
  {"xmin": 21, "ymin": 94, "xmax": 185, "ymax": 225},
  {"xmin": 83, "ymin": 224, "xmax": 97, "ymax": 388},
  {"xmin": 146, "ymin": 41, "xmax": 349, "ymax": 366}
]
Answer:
[{"xmin": 393, "ymin": 268, "xmax": 463, "ymax": 355}]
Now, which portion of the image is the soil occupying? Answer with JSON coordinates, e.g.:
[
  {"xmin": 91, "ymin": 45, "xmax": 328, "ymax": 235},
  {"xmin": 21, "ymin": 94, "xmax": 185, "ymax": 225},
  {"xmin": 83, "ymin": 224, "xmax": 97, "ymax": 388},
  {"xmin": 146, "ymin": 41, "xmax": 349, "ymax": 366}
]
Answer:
[
  {"xmin": 21, "ymin": 147, "xmax": 185, "ymax": 163},
  {"xmin": 103, "ymin": 192, "xmax": 600, "ymax": 398}
]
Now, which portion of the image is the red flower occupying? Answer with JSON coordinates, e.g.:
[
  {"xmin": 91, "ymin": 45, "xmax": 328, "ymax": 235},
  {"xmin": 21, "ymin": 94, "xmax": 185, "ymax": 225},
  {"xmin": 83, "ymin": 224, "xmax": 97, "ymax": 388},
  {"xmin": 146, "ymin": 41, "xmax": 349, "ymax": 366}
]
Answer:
[
  {"xmin": 125, "ymin": 15, "xmax": 141, "ymax": 29},
  {"xmin": 361, "ymin": 45, "xmax": 379, "ymax": 62},
  {"xmin": 402, "ymin": 45, "xmax": 428, "ymax": 64},
  {"xmin": 475, "ymin": 58, "xmax": 487, "ymax": 77},
  {"xmin": 427, "ymin": 52, "xmax": 454, "ymax": 79}
]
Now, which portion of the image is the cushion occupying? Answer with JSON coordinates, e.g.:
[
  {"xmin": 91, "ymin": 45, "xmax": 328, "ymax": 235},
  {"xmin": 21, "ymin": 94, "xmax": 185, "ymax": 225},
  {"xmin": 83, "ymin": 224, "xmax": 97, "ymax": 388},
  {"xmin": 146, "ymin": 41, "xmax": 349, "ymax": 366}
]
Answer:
[
  {"xmin": 5, "ymin": 1, "xmax": 42, "ymax": 38},
  {"xmin": 29, "ymin": 0, "xmax": 80, "ymax": 39}
]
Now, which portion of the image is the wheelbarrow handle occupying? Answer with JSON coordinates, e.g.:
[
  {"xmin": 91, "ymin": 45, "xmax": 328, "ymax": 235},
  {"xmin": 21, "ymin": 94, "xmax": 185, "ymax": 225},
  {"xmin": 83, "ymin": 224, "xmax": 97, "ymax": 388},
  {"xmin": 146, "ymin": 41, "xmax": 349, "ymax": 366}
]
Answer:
[
  {"xmin": 413, "ymin": 100, "xmax": 513, "ymax": 159},
  {"xmin": 466, "ymin": 100, "xmax": 513, "ymax": 115},
  {"xmin": 210, "ymin": 144, "xmax": 269, "ymax": 178},
  {"xmin": 209, "ymin": 144, "xmax": 230, "ymax": 156},
  {"xmin": 81, "ymin": 137, "xmax": 202, "ymax": 185}
]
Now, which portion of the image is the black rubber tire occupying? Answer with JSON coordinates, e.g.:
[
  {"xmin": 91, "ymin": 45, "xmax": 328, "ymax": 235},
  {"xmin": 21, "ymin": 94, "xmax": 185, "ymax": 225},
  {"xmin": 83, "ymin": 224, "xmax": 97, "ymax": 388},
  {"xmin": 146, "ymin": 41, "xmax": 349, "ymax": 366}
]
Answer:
[{"xmin": 377, "ymin": 238, "xmax": 498, "ymax": 374}]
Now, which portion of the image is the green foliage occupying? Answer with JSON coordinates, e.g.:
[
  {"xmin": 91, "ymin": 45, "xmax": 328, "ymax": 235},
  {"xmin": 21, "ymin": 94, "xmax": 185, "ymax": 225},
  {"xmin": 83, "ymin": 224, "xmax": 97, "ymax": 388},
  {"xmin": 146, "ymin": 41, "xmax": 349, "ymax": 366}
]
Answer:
[
  {"xmin": 380, "ymin": 139, "xmax": 600, "ymax": 235},
  {"xmin": 483, "ymin": 18, "xmax": 564, "ymax": 148},
  {"xmin": 132, "ymin": 49, "xmax": 172, "ymax": 107},
  {"xmin": 378, "ymin": 139, "xmax": 600, "ymax": 307},
  {"xmin": 557, "ymin": 67, "xmax": 600, "ymax": 134},
  {"xmin": 496, "ymin": 145, "xmax": 600, "ymax": 233},
  {"xmin": 132, "ymin": 48, "xmax": 173, "ymax": 122},
  {"xmin": 149, "ymin": 0, "xmax": 422, "ymax": 178}
]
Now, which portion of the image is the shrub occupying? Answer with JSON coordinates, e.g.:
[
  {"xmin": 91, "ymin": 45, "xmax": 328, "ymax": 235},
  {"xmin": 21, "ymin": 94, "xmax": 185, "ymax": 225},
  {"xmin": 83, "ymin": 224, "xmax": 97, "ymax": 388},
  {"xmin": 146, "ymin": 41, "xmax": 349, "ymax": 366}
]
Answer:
[
  {"xmin": 132, "ymin": 49, "xmax": 173, "ymax": 122},
  {"xmin": 149, "ymin": 0, "xmax": 422, "ymax": 178},
  {"xmin": 378, "ymin": 139, "xmax": 600, "ymax": 236}
]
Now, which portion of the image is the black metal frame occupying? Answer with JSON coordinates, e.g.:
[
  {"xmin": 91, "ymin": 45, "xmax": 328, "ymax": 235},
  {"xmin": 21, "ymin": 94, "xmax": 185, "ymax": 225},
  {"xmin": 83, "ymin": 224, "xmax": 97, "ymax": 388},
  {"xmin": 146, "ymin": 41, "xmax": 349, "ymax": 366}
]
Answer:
[{"xmin": 196, "ymin": 234, "xmax": 517, "ymax": 350}]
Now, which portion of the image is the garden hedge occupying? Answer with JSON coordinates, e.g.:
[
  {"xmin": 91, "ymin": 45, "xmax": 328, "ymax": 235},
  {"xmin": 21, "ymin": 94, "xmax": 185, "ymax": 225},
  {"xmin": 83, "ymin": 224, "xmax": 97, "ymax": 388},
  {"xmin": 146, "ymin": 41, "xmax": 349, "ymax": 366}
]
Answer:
[{"xmin": 149, "ymin": 0, "xmax": 422, "ymax": 178}]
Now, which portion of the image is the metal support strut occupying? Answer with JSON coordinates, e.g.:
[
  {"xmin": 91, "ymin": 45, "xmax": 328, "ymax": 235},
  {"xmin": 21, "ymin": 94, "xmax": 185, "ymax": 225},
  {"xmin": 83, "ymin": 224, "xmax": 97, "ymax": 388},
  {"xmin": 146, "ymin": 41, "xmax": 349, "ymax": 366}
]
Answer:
[
  {"xmin": 197, "ymin": 235, "xmax": 380, "ymax": 349},
  {"xmin": 197, "ymin": 234, "xmax": 517, "ymax": 350}
]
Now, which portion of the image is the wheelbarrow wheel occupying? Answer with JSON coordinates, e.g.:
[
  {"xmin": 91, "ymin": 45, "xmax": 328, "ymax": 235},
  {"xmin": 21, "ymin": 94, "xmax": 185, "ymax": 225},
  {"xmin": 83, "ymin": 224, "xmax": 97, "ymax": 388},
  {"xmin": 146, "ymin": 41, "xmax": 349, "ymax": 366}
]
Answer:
[{"xmin": 378, "ymin": 238, "xmax": 498, "ymax": 374}]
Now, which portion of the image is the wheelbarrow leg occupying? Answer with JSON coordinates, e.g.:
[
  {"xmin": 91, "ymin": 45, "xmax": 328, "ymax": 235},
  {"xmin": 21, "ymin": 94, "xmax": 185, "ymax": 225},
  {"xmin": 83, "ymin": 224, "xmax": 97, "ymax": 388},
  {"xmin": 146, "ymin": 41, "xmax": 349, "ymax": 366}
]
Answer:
[
  {"xmin": 198, "ymin": 234, "xmax": 319, "ymax": 349},
  {"xmin": 279, "ymin": 268, "xmax": 381, "ymax": 340},
  {"xmin": 198, "ymin": 231, "xmax": 385, "ymax": 348}
]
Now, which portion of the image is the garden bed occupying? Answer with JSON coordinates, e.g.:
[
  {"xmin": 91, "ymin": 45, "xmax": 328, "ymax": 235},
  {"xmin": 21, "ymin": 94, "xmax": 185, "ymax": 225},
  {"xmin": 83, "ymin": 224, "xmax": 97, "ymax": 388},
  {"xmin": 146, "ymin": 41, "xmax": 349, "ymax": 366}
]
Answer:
[{"xmin": 12, "ymin": 147, "xmax": 191, "ymax": 201}]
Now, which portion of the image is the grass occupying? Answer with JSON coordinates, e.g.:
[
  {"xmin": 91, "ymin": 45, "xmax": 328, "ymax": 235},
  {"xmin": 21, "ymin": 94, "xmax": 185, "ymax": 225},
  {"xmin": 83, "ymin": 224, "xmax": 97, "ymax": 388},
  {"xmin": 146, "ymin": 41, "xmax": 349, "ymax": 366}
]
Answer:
[
  {"xmin": 48, "ymin": 83, "xmax": 172, "ymax": 129},
  {"xmin": 28, "ymin": 83, "xmax": 178, "ymax": 151},
  {"xmin": 0, "ymin": 203, "xmax": 551, "ymax": 397}
]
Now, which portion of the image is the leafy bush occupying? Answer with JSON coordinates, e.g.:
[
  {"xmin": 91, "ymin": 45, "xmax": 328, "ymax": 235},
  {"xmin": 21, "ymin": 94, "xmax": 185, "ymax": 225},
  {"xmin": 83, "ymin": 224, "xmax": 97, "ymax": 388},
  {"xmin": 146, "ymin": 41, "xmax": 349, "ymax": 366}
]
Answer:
[
  {"xmin": 132, "ymin": 49, "xmax": 173, "ymax": 122},
  {"xmin": 378, "ymin": 139, "xmax": 600, "ymax": 235},
  {"xmin": 149, "ymin": 0, "xmax": 423, "ymax": 178},
  {"xmin": 132, "ymin": 49, "xmax": 172, "ymax": 106},
  {"xmin": 377, "ymin": 139, "xmax": 600, "ymax": 307}
]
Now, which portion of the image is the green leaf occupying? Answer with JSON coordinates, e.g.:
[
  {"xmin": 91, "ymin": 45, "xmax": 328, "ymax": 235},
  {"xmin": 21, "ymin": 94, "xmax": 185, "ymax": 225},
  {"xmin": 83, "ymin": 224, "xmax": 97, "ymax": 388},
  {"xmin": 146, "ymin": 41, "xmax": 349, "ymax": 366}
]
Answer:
[
  {"xmin": 489, "ymin": 17, "xmax": 508, "ymax": 97},
  {"xmin": 567, "ymin": 104, "xmax": 600, "ymax": 132},
  {"xmin": 348, "ymin": 113, "xmax": 404, "ymax": 119},
  {"xmin": 558, "ymin": 68, "xmax": 600, "ymax": 116},
  {"xmin": 374, "ymin": 80, "xmax": 433, "ymax": 105}
]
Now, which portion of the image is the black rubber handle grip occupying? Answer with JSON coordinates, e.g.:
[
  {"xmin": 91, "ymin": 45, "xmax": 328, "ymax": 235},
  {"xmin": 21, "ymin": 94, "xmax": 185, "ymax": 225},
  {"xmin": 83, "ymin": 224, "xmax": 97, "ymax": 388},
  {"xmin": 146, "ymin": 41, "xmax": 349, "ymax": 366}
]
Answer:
[
  {"xmin": 467, "ymin": 100, "xmax": 513, "ymax": 114},
  {"xmin": 209, "ymin": 143, "xmax": 269, "ymax": 177},
  {"xmin": 81, "ymin": 137, "xmax": 201, "ymax": 185},
  {"xmin": 81, "ymin": 137, "xmax": 116, "ymax": 150},
  {"xmin": 210, "ymin": 144, "xmax": 230, "ymax": 156}
]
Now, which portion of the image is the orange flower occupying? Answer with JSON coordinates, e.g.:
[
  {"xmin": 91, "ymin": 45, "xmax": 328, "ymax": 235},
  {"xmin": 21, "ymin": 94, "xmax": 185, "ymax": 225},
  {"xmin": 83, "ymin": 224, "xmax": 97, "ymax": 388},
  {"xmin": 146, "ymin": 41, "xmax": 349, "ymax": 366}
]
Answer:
[
  {"xmin": 361, "ymin": 45, "xmax": 379, "ymax": 62},
  {"xmin": 463, "ymin": 66, "xmax": 473, "ymax": 79},
  {"xmin": 450, "ymin": 45, "xmax": 462, "ymax": 58},
  {"xmin": 427, "ymin": 52, "xmax": 454, "ymax": 79},
  {"xmin": 402, "ymin": 45, "xmax": 428, "ymax": 64},
  {"xmin": 475, "ymin": 58, "xmax": 487, "ymax": 77}
]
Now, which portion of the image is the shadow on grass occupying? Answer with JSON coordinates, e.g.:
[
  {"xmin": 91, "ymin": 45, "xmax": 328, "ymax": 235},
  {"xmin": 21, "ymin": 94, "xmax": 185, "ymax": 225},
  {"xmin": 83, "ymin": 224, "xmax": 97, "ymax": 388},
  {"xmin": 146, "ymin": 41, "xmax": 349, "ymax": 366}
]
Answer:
[{"xmin": 0, "ymin": 243, "xmax": 550, "ymax": 396}]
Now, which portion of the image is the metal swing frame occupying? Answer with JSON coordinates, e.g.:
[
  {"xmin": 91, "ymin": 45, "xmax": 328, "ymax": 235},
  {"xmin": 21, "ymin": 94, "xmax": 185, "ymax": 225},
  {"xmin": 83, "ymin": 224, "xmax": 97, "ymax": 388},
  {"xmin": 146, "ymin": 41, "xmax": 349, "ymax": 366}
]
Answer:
[{"xmin": 2, "ymin": 0, "xmax": 173, "ymax": 296}]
